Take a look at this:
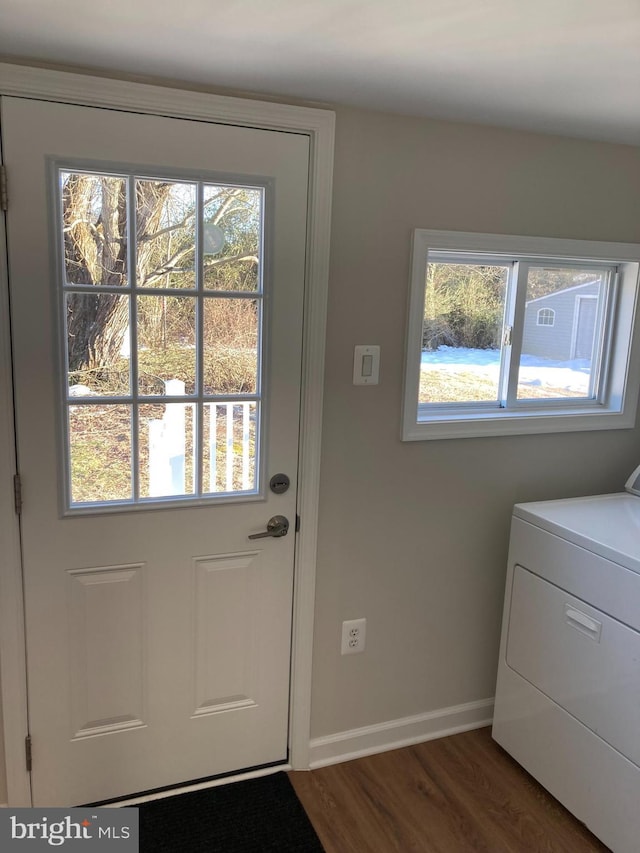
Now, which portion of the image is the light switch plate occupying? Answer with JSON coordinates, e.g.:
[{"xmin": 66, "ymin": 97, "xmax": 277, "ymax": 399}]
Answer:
[{"xmin": 353, "ymin": 345, "xmax": 380, "ymax": 385}]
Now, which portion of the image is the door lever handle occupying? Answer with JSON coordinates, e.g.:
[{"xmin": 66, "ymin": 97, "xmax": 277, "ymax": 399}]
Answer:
[{"xmin": 248, "ymin": 515, "xmax": 290, "ymax": 539}]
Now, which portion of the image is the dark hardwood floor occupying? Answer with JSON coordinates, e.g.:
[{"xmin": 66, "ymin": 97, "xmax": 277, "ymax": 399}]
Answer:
[{"xmin": 289, "ymin": 727, "xmax": 609, "ymax": 852}]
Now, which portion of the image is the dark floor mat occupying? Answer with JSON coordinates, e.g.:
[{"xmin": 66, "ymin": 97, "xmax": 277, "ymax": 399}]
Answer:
[{"xmin": 137, "ymin": 772, "xmax": 324, "ymax": 852}]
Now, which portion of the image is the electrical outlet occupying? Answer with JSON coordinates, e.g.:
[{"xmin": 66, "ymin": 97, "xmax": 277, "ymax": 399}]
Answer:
[{"xmin": 341, "ymin": 618, "xmax": 366, "ymax": 655}]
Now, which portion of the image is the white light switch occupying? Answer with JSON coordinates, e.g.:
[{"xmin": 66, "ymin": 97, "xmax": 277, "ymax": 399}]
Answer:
[{"xmin": 353, "ymin": 345, "xmax": 380, "ymax": 385}]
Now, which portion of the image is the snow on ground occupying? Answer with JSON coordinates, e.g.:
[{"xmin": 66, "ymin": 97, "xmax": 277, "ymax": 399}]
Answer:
[{"xmin": 421, "ymin": 347, "xmax": 591, "ymax": 394}]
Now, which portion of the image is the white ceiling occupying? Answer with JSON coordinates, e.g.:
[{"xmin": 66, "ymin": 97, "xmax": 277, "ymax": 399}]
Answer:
[{"xmin": 1, "ymin": 0, "xmax": 639, "ymax": 145}]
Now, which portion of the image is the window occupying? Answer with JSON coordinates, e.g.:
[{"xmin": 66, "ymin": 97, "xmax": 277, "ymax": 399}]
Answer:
[
  {"xmin": 56, "ymin": 166, "xmax": 265, "ymax": 508},
  {"xmin": 402, "ymin": 230, "xmax": 640, "ymax": 440},
  {"xmin": 537, "ymin": 308, "xmax": 555, "ymax": 326}
]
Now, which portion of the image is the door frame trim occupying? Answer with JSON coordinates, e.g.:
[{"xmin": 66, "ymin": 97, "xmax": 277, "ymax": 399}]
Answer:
[{"xmin": 0, "ymin": 61, "xmax": 335, "ymax": 805}]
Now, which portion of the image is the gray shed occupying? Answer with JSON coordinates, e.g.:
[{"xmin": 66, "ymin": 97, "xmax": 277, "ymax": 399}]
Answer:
[{"xmin": 522, "ymin": 280, "xmax": 601, "ymax": 362}]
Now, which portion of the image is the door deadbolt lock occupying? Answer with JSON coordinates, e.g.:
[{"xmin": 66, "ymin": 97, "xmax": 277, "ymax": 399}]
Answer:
[{"xmin": 269, "ymin": 473, "xmax": 290, "ymax": 494}]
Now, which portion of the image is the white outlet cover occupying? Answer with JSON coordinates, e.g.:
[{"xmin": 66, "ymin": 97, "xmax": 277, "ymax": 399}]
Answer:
[{"xmin": 341, "ymin": 617, "xmax": 367, "ymax": 655}]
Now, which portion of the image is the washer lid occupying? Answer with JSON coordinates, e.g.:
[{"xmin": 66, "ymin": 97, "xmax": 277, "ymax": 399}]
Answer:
[{"xmin": 514, "ymin": 493, "xmax": 640, "ymax": 575}]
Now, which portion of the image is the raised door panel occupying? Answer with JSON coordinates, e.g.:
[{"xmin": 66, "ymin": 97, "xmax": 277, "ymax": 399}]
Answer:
[{"xmin": 68, "ymin": 564, "xmax": 147, "ymax": 738}]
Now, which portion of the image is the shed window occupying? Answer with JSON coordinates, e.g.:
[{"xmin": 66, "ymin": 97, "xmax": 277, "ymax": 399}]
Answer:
[{"xmin": 537, "ymin": 308, "xmax": 555, "ymax": 326}]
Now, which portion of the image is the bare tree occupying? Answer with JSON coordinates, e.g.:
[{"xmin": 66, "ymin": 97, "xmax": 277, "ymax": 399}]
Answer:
[
  {"xmin": 63, "ymin": 174, "xmax": 259, "ymax": 385},
  {"xmin": 64, "ymin": 175, "xmax": 172, "ymax": 372}
]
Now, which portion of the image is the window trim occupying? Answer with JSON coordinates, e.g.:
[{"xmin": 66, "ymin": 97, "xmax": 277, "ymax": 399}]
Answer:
[
  {"xmin": 536, "ymin": 308, "xmax": 555, "ymax": 326},
  {"xmin": 402, "ymin": 229, "xmax": 640, "ymax": 441}
]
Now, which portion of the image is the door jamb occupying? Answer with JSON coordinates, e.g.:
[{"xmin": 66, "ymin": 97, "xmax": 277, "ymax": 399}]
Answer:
[
  {"xmin": 0, "ymin": 62, "xmax": 335, "ymax": 806},
  {"xmin": 0, "ymin": 139, "xmax": 30, "ymax": 805}
]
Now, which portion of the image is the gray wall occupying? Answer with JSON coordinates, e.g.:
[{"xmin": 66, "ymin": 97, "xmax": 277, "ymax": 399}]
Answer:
[
  {"xmin": 311, "ymin": 106, "xmax": 640, "ymax": 738},
  {"xmin": 1, "ymin": 80, "xmax": 640, "ymax": 800}
]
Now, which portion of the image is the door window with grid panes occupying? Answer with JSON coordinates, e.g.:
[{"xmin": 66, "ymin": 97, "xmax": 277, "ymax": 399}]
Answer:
[{"xmin": 58, "ymin": 168, "xmax": 265, "ymax": 508}]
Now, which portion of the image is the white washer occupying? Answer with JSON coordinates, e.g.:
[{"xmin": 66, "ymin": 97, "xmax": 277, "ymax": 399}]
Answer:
[{"xmin": 492, "ymin": 490, "xmax": 640, "ymax": 853}]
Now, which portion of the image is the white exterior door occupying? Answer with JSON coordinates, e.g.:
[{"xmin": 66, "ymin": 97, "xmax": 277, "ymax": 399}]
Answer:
[{"xmin": 1, "ymin": 96, "xmax": 308, "ymax": 806}]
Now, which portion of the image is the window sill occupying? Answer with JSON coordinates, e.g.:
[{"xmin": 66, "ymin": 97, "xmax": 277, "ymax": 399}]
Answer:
[{"xmin": 402, "ymin": 404, "xmax": 636, "ymax": 441}]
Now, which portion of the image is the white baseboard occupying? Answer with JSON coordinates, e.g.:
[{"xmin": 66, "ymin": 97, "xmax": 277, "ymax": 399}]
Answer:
[{"xmin": 309, "ymin": 698, "xmax": 494, "ymax": 768}]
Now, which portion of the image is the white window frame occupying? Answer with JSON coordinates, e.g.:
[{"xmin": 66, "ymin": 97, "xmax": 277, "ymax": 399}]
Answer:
[
  {"xmin": 402, "ymin": 229, "xmax": 640, "ymax": 441},
  {"xmin": 536, "ymin": 307, "xmax": 555, "ymax": 326}
]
